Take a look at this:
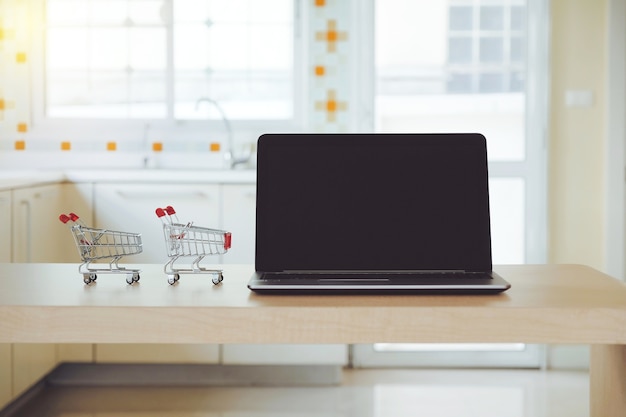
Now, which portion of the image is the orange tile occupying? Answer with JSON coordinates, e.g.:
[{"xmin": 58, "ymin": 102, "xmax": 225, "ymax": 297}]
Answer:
[
  {"xmin": 0, "ymin": 99, "xmax": 5, "ymax": 111},
  {"xmin": 152, "ymin": 142, "xmax": 163, "ymax": 152},
  {"xmin": 315, "ymin": 0, "xmax": 325, "ymax": 6},
  {"xmin": 326, "ymin": 100, "xmax": 337, "ymax": 112},
  {"xmin": 106, "ymin": 141, "xmax": 117, "ymax": 151},
  {"xmin": 314, "ymin": 66, "xmax": 325, "ymax": 76},
  {"xmin": 210, "ymin": 142, "xmax": 221, "ymax": 152},
  {"xmin": 315, "ymin": 20, "xmax": 347, "ymax": 53},
  {"xmin": 17, "ymin": 122, "xmax": 27, "ymax": 133},
  {"xmin": 16, "ymin": 52, "xmax": 27, "ymax": 63},
  {"xmin": 61, "ymin": 141, "xmax": 71, "ymax": 151},
  {"xmin": 14, "ymin": 140, "xmax": 25, "ymax": 151}
]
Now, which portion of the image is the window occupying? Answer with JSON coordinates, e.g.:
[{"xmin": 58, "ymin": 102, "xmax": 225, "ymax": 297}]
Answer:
[
  {"xmin": 374, "ymin": 0, "xmax": 546, "ymax": 264},
  {"xmin": 447, "ymin": 2, "xmax": 525, "ymax": 94},
  {"xmin": 44, "ymin": 0, "xmax": 296, "ymax": 122},
  {"xmin": 356, "ymin": 0, "xmax": 548, "ymax": 368}
]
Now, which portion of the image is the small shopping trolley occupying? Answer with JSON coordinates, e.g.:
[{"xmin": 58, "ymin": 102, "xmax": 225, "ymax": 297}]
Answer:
[
  {"xmin": 156, "ymin": 206, "xmax": 232, "ymax": 285},
  {"xmin": 59, "ymin": 213, "xmax": 143, "ymax": 285}
]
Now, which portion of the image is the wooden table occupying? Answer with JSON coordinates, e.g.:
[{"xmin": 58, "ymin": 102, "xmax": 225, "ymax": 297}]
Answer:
[{"xmin": 1, "ymin": 263, "xmax": 625, "ymax": 416}]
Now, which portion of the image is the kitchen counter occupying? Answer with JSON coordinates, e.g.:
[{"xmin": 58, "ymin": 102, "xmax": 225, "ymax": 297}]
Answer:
[
  {"xmin": 0, "ymin": 169, "xmax": 256, "ymax": 191},
  {"xmin": 0, "ymin": 170, "xmax": 66, "ymax": 191},
  {"xmin": 64, "ymin": 169, "xmax": 256, "ymax": 184}
]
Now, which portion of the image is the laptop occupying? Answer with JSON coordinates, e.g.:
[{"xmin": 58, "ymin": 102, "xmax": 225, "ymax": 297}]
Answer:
[{"xmin": 247, "ymin": 133, "xmax": 511, "ymax": 294}]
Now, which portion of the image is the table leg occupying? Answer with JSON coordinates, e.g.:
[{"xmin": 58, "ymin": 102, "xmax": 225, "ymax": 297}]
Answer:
[{"xmin": 590, "ymin": 344, "xmax": 626, "ymax": 417}]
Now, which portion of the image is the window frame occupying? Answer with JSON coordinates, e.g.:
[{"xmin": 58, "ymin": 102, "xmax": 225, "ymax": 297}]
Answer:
[{"xmin": 29, "ymin": 0, "xmax": 306, "ymax": 143}]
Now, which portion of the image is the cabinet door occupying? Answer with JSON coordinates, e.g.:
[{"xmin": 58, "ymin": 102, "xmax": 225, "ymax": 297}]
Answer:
[
  {"xmin": 12, "ymin": 184, "xmax": 63, "ymax": 262},
  {"xmin": 94, "ymin": 184, "xmax": 220, "ymax": 263},
  {"xmin": 0, "ymin": 191, "xmax": 10, "ymax": 262},
  {"xmin": 12, "ymin": 344, "xmax": 56, "ymax": 396},
  {"xmin": 221, "ymin": 184, "xmax": 256, "ymax": 264},
  {"xmin": 56, "ymin": 344, "xmax": 93, "ymax": 363},
  {"xmin": 222, "ymin": 344, "xmax": 349, "ymax": 366},
  {"xmin": 0, "ymin": 344, "xmax": 11, "ymax": 409},
  {"xmin": 95, "ymin": 344, "xmax": 219, "ymax": 364}
]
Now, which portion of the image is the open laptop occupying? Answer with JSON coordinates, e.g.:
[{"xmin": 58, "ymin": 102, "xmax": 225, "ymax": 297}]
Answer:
[{"xmin": 248, "ymin": 133, "xmax": 511, "ymax": 294}]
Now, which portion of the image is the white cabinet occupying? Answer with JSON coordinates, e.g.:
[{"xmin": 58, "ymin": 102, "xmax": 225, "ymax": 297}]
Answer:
[
  {"xmin": 94, "ymin": 184, "xmax": 221, "ymax": 264},
  {"xmin": 56, "ymin": 344, "xmax": 93, "ymax": 363},
  {"xmin": 12, "ymin": 184, "xmax": 63, "ymax": 263},
  {"xmin": 222, "ymin": 344, "xmax": 349, "ymax": 366},
  {"xmin": 12, "ymin": 343, "xmax": 57, "ymax": 396},
  {"xmin": 11, "ymin": 183, "xmax": 92, "ymax": 263},
  {"xmin": 95, "ymin": 344, "xmax": 219, "ymax": 364},
  {"xmin": 0, "ymin": 191, "xmax": 11, "ymax": 263},
  {"xmin": 6, "ymin": 183, "xmax": 93, "ymax": 404},
  {"xmin": 0, "ymin": 344, "xmax": 11, "ymax": 410},
  {"xmin": 221, "ymin": 184, "xmax": 256, "ymax": 264}
]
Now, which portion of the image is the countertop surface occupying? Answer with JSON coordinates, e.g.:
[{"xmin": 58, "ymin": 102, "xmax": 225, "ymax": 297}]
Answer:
[
  {"xmin": 1, "ymin": 263, "xmax": 626, "ymax": 344},
  {"xmin": 0, "ymin": 169, "xmax": 256, "ymax": 191}
]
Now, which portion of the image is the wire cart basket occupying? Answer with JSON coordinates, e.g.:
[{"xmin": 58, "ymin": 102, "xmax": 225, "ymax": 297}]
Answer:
[
  {"xmin": 59, "ymin": 213, "xmax": 143, "ymax": 285},
  {"xmin": 156, "ymin": 206, "xmax": 232, "ymax": 285}
]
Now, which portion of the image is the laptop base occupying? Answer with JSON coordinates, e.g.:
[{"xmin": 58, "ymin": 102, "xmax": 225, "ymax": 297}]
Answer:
[{"xmin": 247, "ymin": 272, "xmax": 511, "ymax": 295}]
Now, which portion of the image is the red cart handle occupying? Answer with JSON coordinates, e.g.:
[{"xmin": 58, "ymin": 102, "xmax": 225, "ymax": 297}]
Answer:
[
  {"xmin": 59, "ymin": 213, "xmax": 81, "ymax": 223},
  {"xmin": 155, "ymin": 206, "xmax": 177, "ymax": 218}
]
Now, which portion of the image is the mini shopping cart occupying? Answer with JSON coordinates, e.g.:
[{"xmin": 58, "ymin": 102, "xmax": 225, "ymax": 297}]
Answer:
[
  {"xmin": 156, "ymin": 206, "xmax": 232, "ymax": 285},
  {"xmin": 59, "ymin": 213, "xmax": 143, "ymax": 285}
]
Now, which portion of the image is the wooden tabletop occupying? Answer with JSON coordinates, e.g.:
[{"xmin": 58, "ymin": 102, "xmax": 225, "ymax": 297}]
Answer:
[{"xmin": 1, "ymin": 263, "xmax": 626, "ymax": 344}]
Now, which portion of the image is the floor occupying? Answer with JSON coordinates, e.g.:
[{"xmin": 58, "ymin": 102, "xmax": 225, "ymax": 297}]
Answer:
[{"xmin": 5, "ymin": 368, "xmax": 589, "ymax": 417}]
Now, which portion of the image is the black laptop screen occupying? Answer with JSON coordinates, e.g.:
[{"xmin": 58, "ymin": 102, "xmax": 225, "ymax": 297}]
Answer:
[{"xmin": 255, "ymin": 133, "xmax": 493, "ymax": 273}]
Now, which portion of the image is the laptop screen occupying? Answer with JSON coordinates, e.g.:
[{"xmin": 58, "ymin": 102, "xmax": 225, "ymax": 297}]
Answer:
[{"xmin": 255, "ymin": 133, "xmax": 493, "ymax": 273}]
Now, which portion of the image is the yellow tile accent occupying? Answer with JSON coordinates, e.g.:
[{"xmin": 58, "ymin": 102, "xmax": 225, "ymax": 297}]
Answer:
[
  {"xmin": 152, "ymin": 142, "xmax": 163, "ymax": 152},
  {"xmin": 315, "ymin": 20, "xmax": 347, "ymax": 53},
  {"xmin": 210, "ymin": 142, "xmax": 221, "ymax": 152},
  {"xmin": 314, "ymin": 66, "xmax": 325, "ymax": 76},
  {"xmin": 17, "ymin": 123, "xmax": 27, "ymax": 133},
  {"xmin": 315, "ymin": 90, "xmax": 348, "ymax": 123},
  {"xmin": 14, "ymin": 140, "xmax": 25, "ymax": 151},
  {"xmin": 0, "ymin": 99, "xmax": 4, "ymax": 111},
  {"xmin": 61, "ymin": 141, "xmax": 71, "ymax": 151},
  {"xmin": 106, "ymin": 141, "xmax": 117, "ymax": 151},
  {"xmin": 16, "ymin": 52, "xmax": 27, "ymax": 63}
]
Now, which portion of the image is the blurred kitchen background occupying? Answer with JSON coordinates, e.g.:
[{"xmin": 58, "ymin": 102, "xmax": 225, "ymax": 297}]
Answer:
[{"xmin": 0, "ymin": 0, "xmax": 623, "ymax": 408}]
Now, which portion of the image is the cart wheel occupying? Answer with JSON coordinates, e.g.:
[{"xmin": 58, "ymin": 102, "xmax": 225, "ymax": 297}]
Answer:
[
  {"xmin": 167, "ymin": 274, "xmax": 179, "ymax": 285},
  {"xmin": 132, "ymin": 273, "xmax": 140, "ymax": 282},
  {"xmin": 83, "ymin": 273, "xmax": 96, "ymax": 284},
  {"xmin": 126, "ymin": 275, "xmax": 135, "ymax": 285},
  {"xmin": 212, "ymin": 273, "xmax": 223, "ymax": 285}
]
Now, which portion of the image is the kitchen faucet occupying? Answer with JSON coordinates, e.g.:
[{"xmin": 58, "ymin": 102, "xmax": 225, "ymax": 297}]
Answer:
[{"xmin": 195, "ymin": 97, "xmax": 250, "ymax": 169}]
